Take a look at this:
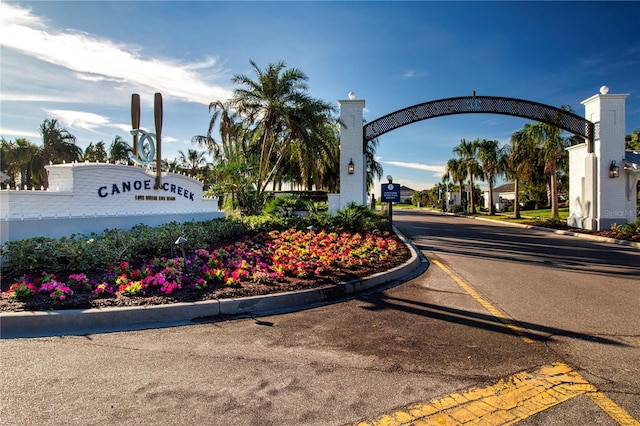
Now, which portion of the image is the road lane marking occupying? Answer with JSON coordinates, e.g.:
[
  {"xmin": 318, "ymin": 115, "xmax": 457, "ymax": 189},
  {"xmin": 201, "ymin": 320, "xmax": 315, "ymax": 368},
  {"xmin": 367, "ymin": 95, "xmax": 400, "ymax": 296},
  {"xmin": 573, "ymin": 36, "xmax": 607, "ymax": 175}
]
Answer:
[
  {"xmin": 588, "ymin": 391, "xmax": 640, "ymax": 425},
  {"xmin": 431, "ymin": 259, "xmax": 534, "ymax": 344},
  {"xmin": 352, "ymin": 363, "xmax": 640, "ymax": 425}
]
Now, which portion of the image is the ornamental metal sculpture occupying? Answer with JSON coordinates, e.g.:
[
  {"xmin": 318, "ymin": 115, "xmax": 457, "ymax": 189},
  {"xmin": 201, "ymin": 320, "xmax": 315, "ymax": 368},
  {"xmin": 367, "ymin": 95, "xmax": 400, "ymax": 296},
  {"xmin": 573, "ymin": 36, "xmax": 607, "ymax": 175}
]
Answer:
[
  {"xmin": 363, "ymin": 93, "xmax": 596, "ymax": 152},
  {"xmin": 129, "ymin": 93, "xmax": 163, "ymax": 189}
]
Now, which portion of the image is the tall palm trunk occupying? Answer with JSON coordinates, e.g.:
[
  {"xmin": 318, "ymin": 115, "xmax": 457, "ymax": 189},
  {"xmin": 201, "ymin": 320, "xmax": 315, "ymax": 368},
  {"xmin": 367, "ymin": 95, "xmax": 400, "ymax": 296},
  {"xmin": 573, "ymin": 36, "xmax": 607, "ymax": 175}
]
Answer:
[
  {"xmin": 468, "ymin": 171, "xmax": 476, "ymax": 214},
  {"xmin": 486, "ymin": 172, "xmax": 494, "ymax": 215},
  {"xmin": 513, "ymin": 178, "xmax": 521, "ymax": 219},
  {"xmin": 549, "ymin": 162, "xmax": 559, "ymax": 219}
]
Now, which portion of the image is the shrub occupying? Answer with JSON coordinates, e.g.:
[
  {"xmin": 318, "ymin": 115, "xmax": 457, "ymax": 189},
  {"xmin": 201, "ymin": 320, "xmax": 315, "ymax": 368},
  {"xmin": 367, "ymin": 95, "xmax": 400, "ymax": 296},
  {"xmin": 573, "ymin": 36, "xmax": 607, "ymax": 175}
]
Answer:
[
  {"xmin": 333, "ymin": 202, "xmax": 386, "ymax": 233},
  {"xmin": 452, "ymin": 204, "xmax": 464, "ymax": 213},
  {"xmin": 611, "ymin": 219, "xmax": 640, "ymax": 240},
  {"xmin": 263, "ymin": 196, "xmax": 307, "ymax": 217},
  {"xmin": 0, "ymin": 218, "xmax": 245, "ymax": 285}
]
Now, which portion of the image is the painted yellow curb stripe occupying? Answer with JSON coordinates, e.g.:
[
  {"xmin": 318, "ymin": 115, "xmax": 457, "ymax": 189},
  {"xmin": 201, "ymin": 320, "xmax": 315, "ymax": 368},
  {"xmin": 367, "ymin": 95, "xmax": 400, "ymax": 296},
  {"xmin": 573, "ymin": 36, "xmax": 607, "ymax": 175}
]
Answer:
[
  {"xmin": 353, "ymin": 363, "xmax": 639, "ymax": 426},
  {"xmin": 431, "ymin": 259, "xmax": 534, "ymax": 344}
]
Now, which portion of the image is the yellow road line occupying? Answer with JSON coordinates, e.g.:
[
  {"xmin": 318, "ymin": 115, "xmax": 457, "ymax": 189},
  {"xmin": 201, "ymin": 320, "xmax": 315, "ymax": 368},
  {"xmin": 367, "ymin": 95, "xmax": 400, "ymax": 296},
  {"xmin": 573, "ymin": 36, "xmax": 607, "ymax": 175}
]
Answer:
[
  {"xmin": 588, "ymin": 391, "xmax": 640, "ymax": 425},
  {"xmin": 431, "ymin": 259, "xmax": 534, "ymax": 344},
  {"xmin": 353, "ymin": 363, "xmax": 639, "ymax": 425}
]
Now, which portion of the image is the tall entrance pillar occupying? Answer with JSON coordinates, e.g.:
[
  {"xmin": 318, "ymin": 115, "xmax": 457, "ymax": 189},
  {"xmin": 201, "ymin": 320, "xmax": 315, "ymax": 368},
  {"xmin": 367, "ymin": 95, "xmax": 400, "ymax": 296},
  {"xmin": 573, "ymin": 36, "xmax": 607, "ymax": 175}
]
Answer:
[
  {"xmin": 338, "ymin": 93, "xmax": 366, "ymax": 209},
  {"xmin": 568, "ymin": 87, "xmax": 630, "ymax": 230}
]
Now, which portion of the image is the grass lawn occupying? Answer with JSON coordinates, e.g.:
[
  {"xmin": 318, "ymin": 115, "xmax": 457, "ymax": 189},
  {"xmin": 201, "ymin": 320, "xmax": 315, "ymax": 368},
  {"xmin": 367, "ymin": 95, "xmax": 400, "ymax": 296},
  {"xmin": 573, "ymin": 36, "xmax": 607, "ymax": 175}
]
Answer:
[
  {"xmin": 517, "ymin": 207, "xmax": 569, "ymax": 220},
  {"xmin": 478, "ymin": 207, "xmax": 569, "ymax": 225}
]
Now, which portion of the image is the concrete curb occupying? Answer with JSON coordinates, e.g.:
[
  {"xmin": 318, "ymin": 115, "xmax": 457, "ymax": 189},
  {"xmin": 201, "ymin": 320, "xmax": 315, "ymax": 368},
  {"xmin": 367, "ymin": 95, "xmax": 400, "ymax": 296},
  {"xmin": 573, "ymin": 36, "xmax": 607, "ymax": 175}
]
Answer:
[{"xmin": 0, "ymin": 228, "xmax": 424, "ymax": 339}]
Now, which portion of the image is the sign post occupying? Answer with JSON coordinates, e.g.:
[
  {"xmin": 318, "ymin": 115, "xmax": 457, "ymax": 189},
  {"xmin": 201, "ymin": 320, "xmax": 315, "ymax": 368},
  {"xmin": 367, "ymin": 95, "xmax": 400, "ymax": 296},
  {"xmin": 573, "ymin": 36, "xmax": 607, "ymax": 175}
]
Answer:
[{"xmin": 381, "ymin": 176, "xmax": 400, "ymax": 232}]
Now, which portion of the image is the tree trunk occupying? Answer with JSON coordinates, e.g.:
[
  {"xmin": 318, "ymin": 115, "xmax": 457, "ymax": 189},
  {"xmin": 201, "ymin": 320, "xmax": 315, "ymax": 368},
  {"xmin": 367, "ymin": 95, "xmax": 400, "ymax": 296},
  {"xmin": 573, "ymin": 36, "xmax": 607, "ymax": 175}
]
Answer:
[
  {"xmin": 550, "ymin": 163, "xmax": 558, "ymax": 219},
  {"xmin": 513, "ymin": 179, "xmax": 521, "ymax": 219},
  {"xmin": 487, "ymin": 173, "xmax": 495, "ymax": 216},
  {"xmin": 469, "ymin": 175, "xmax": 476, "ymax": 214}
]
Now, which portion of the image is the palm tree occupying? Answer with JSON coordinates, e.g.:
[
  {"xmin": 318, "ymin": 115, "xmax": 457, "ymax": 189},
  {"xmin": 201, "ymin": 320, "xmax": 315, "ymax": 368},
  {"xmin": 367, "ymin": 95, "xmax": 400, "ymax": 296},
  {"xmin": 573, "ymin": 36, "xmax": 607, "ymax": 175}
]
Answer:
[
  {"xmin": 37, "ymin": 119, "xmax": 82, "ymax": 187},
  {"xmin": 507, "ymin": 130, "xmax": 529, "ymax": 219},
  {"xmin": 1, "ymin": 138, "xmax": 41, "ymax": 188},
  {"xmin": 230, "ymin": 60, "xmax": 337, "ymax": 197},
  {"xmin": 109, "ymin": 135, "xmax": 133, "ymax": 165},
  {"xmin": 109, "ymin": 136, "xmax": 131, "ymax": 165},
  {"xmin": 178, "ymin": 149, "xmax": 208, "ymax": 177},
  {"xmin": 453, "ymin": 139, "xmax": 482, "ymax": 214},
  {"xmin": 84, "ymin": 141, "xmax": 108, "ymax": 162},
  {"xmin": 193, "ymin": 100, "xmax": 257, "ymax": 211},
  {"xmin": 446, "ymin": 157, "xmax": 467, "ymax": 207},
  {"xmin": 524, "ymin": 108, "xmax": 570, "ymax": 219},
  {"xmin": 365, "ymin": 134, "xmax": 384, "ymax": 194},
  {"xmin": 476, "ymin": 139, "xmax": 508, "ymax": 215}
]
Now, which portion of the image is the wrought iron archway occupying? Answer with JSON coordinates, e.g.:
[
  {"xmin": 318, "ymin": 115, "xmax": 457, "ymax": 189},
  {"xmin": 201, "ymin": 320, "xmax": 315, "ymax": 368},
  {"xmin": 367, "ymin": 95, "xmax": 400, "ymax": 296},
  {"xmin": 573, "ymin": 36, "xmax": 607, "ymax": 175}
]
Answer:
[{"xmin": 363, "ymin": 95, "xmax": 595, "ymax": 152}]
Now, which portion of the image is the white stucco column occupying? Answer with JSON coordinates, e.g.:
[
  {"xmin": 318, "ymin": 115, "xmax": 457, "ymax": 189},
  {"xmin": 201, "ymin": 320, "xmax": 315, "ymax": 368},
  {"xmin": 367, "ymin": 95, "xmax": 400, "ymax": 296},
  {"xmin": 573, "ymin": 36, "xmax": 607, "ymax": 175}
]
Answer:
[
  {"xmin": 338, "ymin": 94, "xmax": 366, "ymax": 209},
  {"xmin": 574, "ymin": 87, "xmax": 629, "ymax": 230}
]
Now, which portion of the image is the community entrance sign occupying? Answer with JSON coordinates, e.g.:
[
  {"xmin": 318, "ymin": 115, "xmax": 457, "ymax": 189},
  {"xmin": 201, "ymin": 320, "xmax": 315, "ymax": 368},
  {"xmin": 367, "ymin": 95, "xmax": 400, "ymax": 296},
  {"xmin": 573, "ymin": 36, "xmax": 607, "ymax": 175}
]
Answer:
[{"xmin": 337, "ymin": 89, "xmax": 636, "ymax": 231}]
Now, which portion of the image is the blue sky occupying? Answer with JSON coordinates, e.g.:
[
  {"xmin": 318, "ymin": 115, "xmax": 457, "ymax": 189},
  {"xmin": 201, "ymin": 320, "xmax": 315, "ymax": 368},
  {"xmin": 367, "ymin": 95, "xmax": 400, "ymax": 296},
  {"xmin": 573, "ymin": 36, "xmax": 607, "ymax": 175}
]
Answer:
[{"xmin": 1, "ymin": 1, "xmax": 639, "ymax": 191}]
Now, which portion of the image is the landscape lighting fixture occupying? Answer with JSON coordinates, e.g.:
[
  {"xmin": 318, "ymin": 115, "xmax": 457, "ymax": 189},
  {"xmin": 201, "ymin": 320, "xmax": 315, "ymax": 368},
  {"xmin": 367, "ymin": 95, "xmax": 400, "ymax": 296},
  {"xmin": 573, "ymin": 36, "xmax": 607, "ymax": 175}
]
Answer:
[{"xmin": 609, "ymin": 161, "xmax": 619, "ymax": 178}]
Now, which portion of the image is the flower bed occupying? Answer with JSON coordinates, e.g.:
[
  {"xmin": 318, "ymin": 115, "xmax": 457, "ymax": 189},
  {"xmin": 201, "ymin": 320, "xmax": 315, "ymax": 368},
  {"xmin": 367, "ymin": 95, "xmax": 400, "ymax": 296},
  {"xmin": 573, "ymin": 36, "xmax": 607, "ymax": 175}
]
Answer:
[{"xmin": 1, "ymin": 229, "xmax": 410, "ymax": 312}]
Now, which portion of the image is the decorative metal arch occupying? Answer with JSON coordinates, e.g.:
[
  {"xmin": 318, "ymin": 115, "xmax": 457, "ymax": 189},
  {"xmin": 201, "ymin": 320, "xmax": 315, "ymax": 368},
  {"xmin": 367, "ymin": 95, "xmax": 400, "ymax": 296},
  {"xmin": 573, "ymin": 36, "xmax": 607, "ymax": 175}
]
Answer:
[{"xmin": 363, "ymin": 95, "xmax": 595, "ymax": 152}]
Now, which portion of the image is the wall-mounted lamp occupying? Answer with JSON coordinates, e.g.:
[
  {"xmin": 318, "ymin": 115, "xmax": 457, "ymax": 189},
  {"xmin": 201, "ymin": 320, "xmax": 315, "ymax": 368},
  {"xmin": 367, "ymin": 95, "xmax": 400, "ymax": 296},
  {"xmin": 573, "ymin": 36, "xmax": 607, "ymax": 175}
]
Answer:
[
  {"xmin": 348, "ymin": 158, "xmax": 355, "ymax": 174},
  {"xmin": 609, "ymin": 160, "xmax": 619, "ymax": 178}
]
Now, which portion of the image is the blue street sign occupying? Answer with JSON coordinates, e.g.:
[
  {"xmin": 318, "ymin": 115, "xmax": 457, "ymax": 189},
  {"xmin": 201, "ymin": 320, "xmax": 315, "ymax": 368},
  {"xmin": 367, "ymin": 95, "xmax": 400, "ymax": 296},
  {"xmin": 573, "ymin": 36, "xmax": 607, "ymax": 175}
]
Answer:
[{"xmin": 381, "ymin": 183, "xmax": 401, "ymax": 203}]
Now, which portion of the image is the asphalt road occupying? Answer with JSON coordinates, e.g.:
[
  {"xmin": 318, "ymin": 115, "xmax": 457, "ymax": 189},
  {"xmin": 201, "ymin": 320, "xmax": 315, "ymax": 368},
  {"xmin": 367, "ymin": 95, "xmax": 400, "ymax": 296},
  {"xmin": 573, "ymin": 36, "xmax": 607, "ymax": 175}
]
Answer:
[{"xmin": 1, "ymin": 210, "xmax": 638, "ymax": 425}]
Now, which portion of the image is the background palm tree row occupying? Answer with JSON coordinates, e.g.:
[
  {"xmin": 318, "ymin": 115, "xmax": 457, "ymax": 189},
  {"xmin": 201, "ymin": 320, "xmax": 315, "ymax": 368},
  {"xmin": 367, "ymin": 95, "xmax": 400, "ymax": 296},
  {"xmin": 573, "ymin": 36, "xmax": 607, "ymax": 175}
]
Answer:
[
  {"xmin": 0, "ymin": 124, "xmax": 198, "ymax": 188},
  {"xmin": 445, "ymin": 107, "xmax": 596, "ymax": 219}
]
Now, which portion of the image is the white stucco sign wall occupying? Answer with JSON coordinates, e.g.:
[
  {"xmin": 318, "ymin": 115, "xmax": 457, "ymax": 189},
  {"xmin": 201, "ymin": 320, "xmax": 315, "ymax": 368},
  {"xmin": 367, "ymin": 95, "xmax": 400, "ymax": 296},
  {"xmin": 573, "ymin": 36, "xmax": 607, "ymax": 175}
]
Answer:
[{"xmin": 0, "ymin": 163, "xmax": 223, "ymax": 244}]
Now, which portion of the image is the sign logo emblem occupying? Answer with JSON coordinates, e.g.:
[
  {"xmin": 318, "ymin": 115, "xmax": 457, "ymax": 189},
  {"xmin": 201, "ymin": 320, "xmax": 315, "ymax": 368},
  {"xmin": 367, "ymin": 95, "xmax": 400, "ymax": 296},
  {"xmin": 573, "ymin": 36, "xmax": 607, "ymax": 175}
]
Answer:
[{"xmin": 128, "ymin": 129, "xmax": 157, "ymax": 166}]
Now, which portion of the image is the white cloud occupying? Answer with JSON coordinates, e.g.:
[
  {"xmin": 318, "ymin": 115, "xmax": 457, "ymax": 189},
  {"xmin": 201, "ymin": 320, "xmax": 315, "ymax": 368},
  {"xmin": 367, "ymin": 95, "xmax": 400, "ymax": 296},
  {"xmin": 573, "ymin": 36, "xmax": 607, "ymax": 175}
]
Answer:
[
  {"xmin": 383, "ymin": 160, "xmax": 446, "ymax": 175},
  {"xmin": 400, "ymin": 69, "xmax": 427, "ymax": 80},
  {"xmin": 402, "ymin": 70, "xmax": 416, "ymax": 79},
  {"xmin": 1, "ymin": 93, "xmax": 76, "ymax": 103},
  {"xmin": 45, "ymin": 109, "xmax": 110, "ymax": 132},
  {"xmin": 0, "ymin": 3, "xmax": 233, "ymax": 106},
  {"xmin": 0, "ymin": 128, "xmax": 41, "ymax": 139}
]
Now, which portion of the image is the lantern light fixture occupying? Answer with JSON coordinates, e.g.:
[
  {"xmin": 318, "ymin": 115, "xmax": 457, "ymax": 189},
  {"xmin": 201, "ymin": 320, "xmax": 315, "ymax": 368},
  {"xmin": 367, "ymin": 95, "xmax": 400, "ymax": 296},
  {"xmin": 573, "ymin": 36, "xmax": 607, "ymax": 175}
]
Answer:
[
  {"xmin": 348, "ymin": 158, "xmax": 355, "ymax": 174},
  {"xmin": 609, "ymin": 160, "xmax": 619, "ymax": 178}
]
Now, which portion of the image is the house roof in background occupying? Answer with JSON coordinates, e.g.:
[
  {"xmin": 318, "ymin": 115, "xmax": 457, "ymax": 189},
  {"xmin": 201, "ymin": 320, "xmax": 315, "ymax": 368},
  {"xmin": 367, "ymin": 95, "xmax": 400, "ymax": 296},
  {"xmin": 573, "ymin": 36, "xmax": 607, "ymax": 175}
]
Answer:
[{"xmin": 492, "ymin": 183, "xmax": 515, "ymax": 193}]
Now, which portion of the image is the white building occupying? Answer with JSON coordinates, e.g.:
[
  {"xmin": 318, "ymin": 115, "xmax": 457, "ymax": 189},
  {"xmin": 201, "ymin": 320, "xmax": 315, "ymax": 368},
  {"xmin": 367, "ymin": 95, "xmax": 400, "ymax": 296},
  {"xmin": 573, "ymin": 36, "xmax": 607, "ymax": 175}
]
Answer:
[{"xmin": 483, "ymin": 183, "xmax": 516, "ymax": 212}]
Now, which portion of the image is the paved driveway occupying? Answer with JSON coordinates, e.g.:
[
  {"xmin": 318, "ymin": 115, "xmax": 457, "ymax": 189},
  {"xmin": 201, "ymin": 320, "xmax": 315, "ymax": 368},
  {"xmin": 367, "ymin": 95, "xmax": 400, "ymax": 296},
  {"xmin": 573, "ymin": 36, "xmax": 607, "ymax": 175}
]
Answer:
[{"xmin": 1, "ymin": 210, "xmax": 638, "ymax": 425}]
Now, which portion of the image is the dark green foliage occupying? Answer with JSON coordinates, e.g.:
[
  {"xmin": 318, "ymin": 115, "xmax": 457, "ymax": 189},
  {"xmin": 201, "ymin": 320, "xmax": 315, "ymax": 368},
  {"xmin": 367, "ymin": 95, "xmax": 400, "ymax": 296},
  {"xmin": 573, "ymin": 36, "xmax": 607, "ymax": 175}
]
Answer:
[
  {"xmin": 452, "ymin": 204, "xmax": 464, "ymax": 213},
  {"xmin": 333, "ymin": 202, "xmax": 386, "ymax": 233},
  {"xmin": 0, "ymin": 219, "xmax": 246, "ymax": 283},
  {"xmin": 611, "ymin": 219, "xmax": 640, "ymax": 241},
  {"xmin": 263, "ymin": 196, "xmax": 307, "ymax": 217}
]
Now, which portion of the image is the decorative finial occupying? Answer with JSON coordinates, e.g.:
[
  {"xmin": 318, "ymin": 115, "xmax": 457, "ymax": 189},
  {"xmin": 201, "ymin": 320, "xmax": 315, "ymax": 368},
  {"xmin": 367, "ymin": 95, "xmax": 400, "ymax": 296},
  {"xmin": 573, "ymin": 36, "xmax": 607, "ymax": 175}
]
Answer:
[
  {"xmin": 600, "ymin": 86, "xmax": 609, "ymax": 95},
  {"xmin": 348, "ymin": 92, "xmax": 356, "ymax": 100}
]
